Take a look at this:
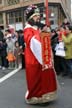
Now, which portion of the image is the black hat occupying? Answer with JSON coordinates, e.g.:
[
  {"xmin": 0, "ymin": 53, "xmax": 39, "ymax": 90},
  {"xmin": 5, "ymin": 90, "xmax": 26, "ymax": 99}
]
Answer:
[{"xmin": 25, "ymin": 5, "xmax": 40, "ymax": 20}]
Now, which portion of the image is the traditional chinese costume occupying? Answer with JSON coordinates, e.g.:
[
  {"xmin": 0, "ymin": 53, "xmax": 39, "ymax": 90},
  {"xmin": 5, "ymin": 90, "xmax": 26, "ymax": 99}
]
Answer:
[{"xmin": 24, "ymin": 23, "xmax": 57, "ymax": 104}]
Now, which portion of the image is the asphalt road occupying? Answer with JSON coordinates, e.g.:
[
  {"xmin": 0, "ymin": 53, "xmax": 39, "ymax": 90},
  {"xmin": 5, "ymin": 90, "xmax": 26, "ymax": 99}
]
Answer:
[{"xmin": 0, "ymin": 69, "xmax": 72, "ymax": 108}]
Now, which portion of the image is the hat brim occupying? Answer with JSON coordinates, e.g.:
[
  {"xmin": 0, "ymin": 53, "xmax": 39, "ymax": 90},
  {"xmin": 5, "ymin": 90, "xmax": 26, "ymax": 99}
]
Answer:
[{"xmin": 29, "ymin": 13, "xmax": 40, "ymax": 19}]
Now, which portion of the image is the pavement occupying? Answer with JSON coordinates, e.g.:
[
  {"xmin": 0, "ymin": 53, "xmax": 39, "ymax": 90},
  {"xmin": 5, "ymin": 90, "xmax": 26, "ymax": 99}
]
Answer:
[
  {"xmin": 0, "ymin": 68, "xmax": 11, "ymax": 78},
  {"xmin": 0, "ymin": 68, "xmax": 72, "ymax": 108}
]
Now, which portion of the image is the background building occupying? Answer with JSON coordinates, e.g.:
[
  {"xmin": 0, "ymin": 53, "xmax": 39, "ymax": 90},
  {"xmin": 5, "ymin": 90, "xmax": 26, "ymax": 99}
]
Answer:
[{"xmin": 0, "ymin": 0, "xmax": 71, "ymax": 30}]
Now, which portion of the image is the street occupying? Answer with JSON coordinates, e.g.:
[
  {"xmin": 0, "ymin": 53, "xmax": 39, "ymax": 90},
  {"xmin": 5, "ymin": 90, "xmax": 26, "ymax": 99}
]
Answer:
[{"xmin": 0, "ymin": 69, "xmax": 72, "ymax": 108}]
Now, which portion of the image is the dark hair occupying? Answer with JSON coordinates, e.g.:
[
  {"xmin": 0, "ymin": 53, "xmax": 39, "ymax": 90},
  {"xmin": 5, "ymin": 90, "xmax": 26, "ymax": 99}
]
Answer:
[
  {"xmin": 15, "ymin": 41, "xmax": 19, "ymax": 46},
  {"xmin": 51, "ymin": 29, "xmax": 56, "ymax": 33},
  {"xmin": 5, "ymin": 29, "xmax": 11, "ymax": 33},
  {"xmin": 2, "ymin": 39, "xmax": 6, "ymax": 43},
  {"xmin": 18, "ymin": 30, "xmax": 23, "ymax": 34},
  {"xmin": 68, "ymin": 25, "xmax": 72, "ymax": 31}
]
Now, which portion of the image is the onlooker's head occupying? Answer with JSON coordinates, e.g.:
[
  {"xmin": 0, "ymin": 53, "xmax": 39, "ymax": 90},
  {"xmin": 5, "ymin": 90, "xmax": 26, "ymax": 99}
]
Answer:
[
  {"xmin": 62, "ymin": 18, "xmax": 70, "ymax": 27},
  {"xmin": 7, "ymin": 25, "xmax": 15, "ymax": 34},
  {"xmin": 15, "ymin": 41, "xmax": 19, "ymax": 47},
  {"xmin": 18, "ymin": 30, "xmax": 23, "ymax": 36},
  {"xmin": 65, "ymin": 25, "xmax": 72, "ymax": 35}
]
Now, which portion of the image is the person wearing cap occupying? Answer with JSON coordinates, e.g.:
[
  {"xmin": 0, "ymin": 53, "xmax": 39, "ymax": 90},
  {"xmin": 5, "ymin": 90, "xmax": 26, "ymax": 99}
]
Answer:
[
  {"xmin": 24, "ymin": 5, "xmax": 57, "ymax": 104},
  {"xmin": 62, "ymin": 25, "xmax": 72, "ymax": 77},
  {"xmin": 6, "ymin": 32, "xmax": 15, "ymax": 69}
]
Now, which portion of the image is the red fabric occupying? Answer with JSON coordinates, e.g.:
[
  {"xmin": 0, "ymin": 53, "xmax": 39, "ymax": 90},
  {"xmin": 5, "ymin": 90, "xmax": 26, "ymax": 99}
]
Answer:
[
  {"xmin": 24, "ymin": 26, "xmax": 57, "ymax": 99},
  {"xmin": 58, "ymin": 31, "xmax": 66, "ymax": 42},
  {"xmin": 40, "ymin": 32, "xmax": 52, "ymax": 67}
]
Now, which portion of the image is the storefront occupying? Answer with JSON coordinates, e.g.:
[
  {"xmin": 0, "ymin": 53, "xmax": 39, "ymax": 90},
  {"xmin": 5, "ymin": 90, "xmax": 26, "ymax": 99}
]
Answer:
[
  {"xmin": 39, "ymin": 3, "xmax": 66, "ymax": 29},
  {"xmin": 6, "ymin": 10, "xmax": 24, "ymax": 30},
  {"xmin": 0, "ymin": 2, "xmax": 66, "ymax": 31}
]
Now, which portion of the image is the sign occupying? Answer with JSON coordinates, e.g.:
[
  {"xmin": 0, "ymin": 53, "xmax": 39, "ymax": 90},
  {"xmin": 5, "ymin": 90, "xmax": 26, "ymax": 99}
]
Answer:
[
  {"xmin": 16, "ymin": 23, "xmax": 23, "ymax": 31},
  {"xmin": 40, "ymin": 32, "xmax": 52, "ymax": 68}
]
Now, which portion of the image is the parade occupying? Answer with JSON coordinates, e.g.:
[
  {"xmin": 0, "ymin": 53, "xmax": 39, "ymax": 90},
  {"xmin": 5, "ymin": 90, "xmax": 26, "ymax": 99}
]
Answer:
[{"xmin": 0, "ymin": 0, "xmax": 72, "ymax": 108}]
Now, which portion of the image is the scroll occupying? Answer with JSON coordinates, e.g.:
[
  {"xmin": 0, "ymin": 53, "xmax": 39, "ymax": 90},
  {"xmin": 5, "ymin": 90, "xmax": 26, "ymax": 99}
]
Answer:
[{"xmin": 40, "ymin": 32, "xmax": 53, "ymax": 68}]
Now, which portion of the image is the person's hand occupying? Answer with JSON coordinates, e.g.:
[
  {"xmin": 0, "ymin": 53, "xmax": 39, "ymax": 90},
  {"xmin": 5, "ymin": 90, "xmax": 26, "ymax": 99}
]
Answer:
[
  {"xmin": 42, "ymin": 64, "xmax": 48, "ymax": 71},
  {"xmin": 18, "ymin": 53, "xmax": 20, "ymax": 55},
  {"xmin": 42, "ymin": 63, "xmax": 53, "ymax": 71},
  {"xmin": 22, "ymin": 52, "xmax": 25, "ymax": 55},
  {"xmin": 42, "ymin": 26, "xmax": 48, "ymax": 32},
  {"xmin": 20, "ymin": 46, "xmax": 22, "ymax": 49},
  {"xmin": 0, "ymin": 41, "xmax": 2, "ymax": 44}
]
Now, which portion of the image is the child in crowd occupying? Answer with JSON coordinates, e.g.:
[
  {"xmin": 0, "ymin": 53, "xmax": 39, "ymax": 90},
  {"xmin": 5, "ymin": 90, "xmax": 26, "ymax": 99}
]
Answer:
[
  {"xmin": 14, "ymin": 41, "xmax": 22, "ymax": 68},
  {"xmin": 6, "ymin": 34, "xmax": 15, "ymax": 69},
  {"xmin": 6, "ymin": 50, "xmax": 16, "ymax": 68}
]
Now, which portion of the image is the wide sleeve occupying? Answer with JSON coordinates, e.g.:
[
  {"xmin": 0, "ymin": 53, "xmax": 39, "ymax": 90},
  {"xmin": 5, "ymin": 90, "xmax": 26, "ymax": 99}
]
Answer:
[
  {"xmin": 24, "ymin": 28, "xmax": 42, "ymax": 65},
  {"xmin": 30, "ymin": 36, "xmax": 42, "ymax": 65}
]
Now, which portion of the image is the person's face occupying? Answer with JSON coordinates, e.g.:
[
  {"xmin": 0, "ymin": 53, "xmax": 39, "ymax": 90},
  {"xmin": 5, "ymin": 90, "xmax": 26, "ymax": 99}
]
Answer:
[
  {"xmin": 16, "ymin": 42, "xmax": 19, "ymax": 47},
  {"xmin": 56, "ymin": 30, "xmax": 60, "ymax": 35},
  {"xmin": 0, "ymin": 41, "xmax": 2, "ymax": 44},
  {"xmin": 33, "ymin": 15, "xmax": 40, "ymax": 22},
  {"xmin": 51, "ymin": 32, "xmax": 56, "ymax": 36},
  {"xmin": 5, "ymin": 31, "xmax": 9, "ymax": 35},
  {"xmin": 64, "ymin": 18, "xmax": 68, "ymax": 23},
  {"xmin": 60, "ymin": 27, "xmax": 65, "ymax": 32},
  {"xmin": 65, "ymin": 27, "xmax": 71, "ymax": 35},
  {"xmin": 8, "ymin": 37, "xmax": 11, "ymax": 40}
]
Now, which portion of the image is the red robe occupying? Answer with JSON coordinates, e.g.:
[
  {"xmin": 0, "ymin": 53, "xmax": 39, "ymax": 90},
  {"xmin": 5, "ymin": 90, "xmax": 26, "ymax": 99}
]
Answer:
[{"xmin": 24, "ymin": 24, "xmax": 57, "ymax": 104}]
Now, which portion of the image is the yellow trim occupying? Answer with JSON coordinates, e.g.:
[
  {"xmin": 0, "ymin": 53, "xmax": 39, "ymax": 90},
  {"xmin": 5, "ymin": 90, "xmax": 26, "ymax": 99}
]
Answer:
[
  {"xmin": 25, "ymin": 91, "xmax": 57, "ymax": 104},
  {"xmin": 29, "ymin": 13, "xmax": 40, "ymax": 19}
]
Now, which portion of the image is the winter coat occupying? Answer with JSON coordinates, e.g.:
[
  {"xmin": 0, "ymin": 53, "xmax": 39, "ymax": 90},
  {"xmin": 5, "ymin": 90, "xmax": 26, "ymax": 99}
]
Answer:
[
  {"xmin": 0, "ymin": 30, "xmax": 4, "ymax": 41},
  {"xmin": 62, "ymin": 33, "xmax": 72, "ymax": 59},
  {"xmin": 6, "ymin": 38, "xmax": 15, "ymax": 53},
  {"xmin": 18, "ymin": 35, "xmax": 25, "ymax": 50},
  {"xmin": 0, "ymin": 42, "xmax": 7, "ymax": 57}
]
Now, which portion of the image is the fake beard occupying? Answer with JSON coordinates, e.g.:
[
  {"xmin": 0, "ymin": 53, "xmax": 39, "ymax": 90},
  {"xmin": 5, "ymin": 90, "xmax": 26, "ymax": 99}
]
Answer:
[{"xmin": 28, "ymin": 19, "xmax": 46, "ymax": 30}]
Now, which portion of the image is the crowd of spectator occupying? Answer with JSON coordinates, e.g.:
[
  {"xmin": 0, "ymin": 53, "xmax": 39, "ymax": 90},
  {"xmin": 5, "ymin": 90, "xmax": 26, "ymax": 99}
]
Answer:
[
  {"xmin": 0, "ymin": 25, "xmax": 25, "ymax": 70},
  {"xmin": 51, "ymin": 18, "xmax": 72, "ymax": 78},
  {"xmin": 0, "ymin": 18, "xmax": 72, "ymax": 79}
]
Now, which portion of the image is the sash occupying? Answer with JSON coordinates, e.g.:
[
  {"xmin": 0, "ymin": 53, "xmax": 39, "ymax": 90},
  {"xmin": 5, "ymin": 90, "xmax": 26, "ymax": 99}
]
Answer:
[{"xmin": 40, "ymin": 32, "xmax": 52, "ymax": 68}]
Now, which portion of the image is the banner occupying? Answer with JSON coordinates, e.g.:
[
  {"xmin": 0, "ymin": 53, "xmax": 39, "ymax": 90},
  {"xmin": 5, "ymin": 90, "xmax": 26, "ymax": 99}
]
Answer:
[{"xmin": 40, "ymin": 32, "xmax": 52, "ymax": 68}]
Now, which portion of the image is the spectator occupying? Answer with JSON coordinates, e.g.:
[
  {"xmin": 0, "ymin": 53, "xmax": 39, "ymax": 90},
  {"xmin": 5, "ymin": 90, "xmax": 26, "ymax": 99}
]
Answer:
[
  {"xmin": 62, "ymin": 18, "xmax": 70, "ymax": 27},
  {"xmin": 62, "ymin": 25, "xmax": 72, "ymax": 77},
  {"xmin": 54, "ymin": 27, "xmax": 66, "ymax": 76},
  {"xmin": 6, "ymin": 34, "xmax": 15, "ymax": 69},
  {"xmin": 0, "ymin": 28, "xmax": 4, "ymax": 67},
  {"xmin": 18, "ymin": 30, "xmax": 25, "ymax": 69},
  {"xmin": 0, "ymin": 39, "xmax": 8, "ymax": 70},
  {"xmin": 0, "ymin": 28, "xmax": 4, "ymax": 41},
  {"xmin": 14, "ymin": 41, "xmax": 23, "ymax": 68}
]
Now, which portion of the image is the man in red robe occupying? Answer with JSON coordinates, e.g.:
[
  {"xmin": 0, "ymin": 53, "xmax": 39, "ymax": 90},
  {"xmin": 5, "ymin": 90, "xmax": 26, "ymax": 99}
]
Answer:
[{"xmin": 24, "ymin": 5, "xmax": 57, "ymax": 104}]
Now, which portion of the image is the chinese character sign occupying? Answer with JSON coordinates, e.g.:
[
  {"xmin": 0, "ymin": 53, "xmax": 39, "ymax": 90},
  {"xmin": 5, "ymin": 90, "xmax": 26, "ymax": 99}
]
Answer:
[{"xmin": 40, "ymin": 32, "xmax": 52, "ymax": 68}]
